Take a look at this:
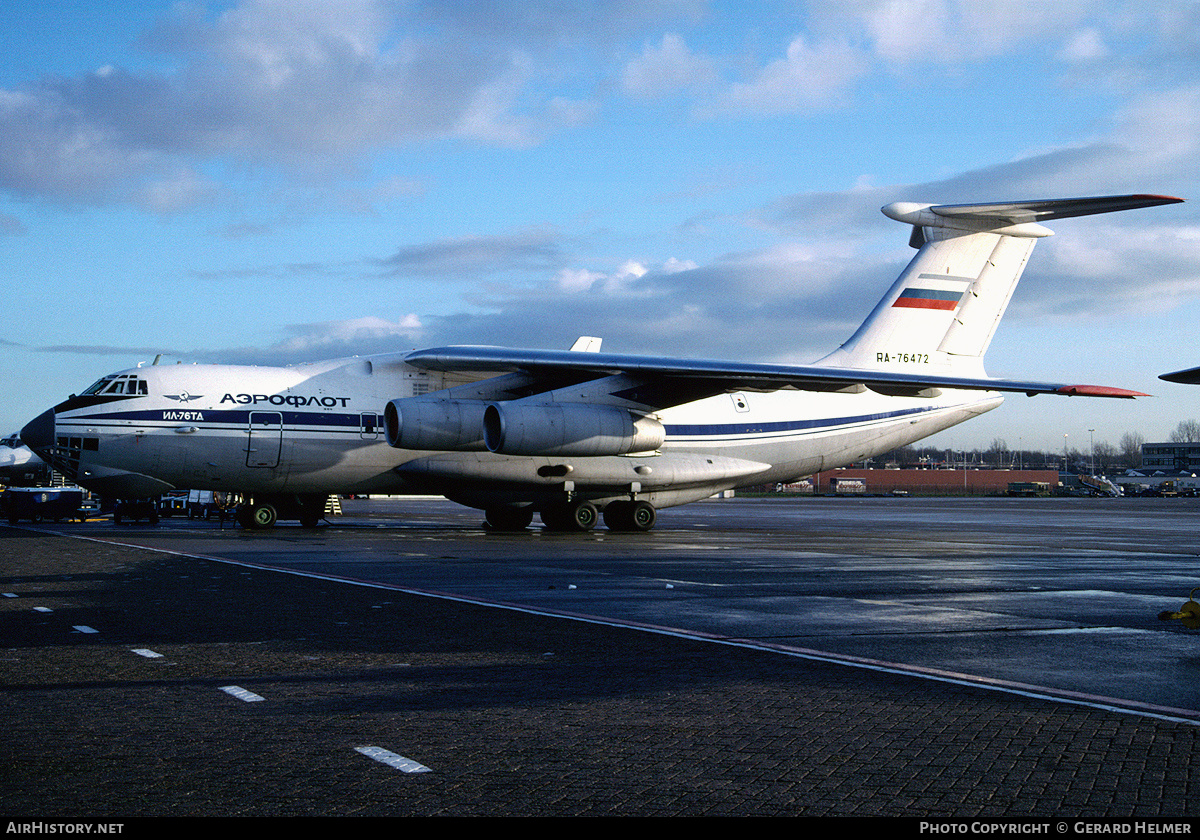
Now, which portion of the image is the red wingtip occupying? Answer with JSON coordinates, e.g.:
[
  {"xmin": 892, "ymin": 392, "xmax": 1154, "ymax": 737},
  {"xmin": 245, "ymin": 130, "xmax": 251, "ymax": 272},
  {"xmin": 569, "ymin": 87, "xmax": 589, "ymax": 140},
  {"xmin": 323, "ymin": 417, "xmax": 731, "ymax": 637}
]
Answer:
[
  {"xmin": 1136, "ymin": 194, "xmax": 1185, "ymax": 203},
  {"xmin": 1055, "ymin": 385, "xmax": 1150, "ymax": 398}
]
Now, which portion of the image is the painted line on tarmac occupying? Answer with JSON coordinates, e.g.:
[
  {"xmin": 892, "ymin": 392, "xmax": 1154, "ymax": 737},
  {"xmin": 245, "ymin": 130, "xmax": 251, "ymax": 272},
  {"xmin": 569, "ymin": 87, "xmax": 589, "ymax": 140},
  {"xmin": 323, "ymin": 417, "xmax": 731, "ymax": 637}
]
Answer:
[
  {"xmin": 220, "ymin": 685, "xmax": 265, "ymax": 702},
  {"xmin": 49, "ymin": 528, "xmax": 1200, "ymax": 729},
  {"xmin": 355, "ymin": 746, "xmax": 431, "ymax": 773}
]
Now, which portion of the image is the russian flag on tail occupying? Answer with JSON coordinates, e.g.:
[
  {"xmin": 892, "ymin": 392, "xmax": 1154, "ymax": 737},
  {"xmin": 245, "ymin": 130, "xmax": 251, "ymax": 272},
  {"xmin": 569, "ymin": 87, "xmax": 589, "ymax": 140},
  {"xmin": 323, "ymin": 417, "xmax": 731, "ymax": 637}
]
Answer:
[{"xmin": 892, "ymin": 287, "xmax": 963, "ymax": 310}]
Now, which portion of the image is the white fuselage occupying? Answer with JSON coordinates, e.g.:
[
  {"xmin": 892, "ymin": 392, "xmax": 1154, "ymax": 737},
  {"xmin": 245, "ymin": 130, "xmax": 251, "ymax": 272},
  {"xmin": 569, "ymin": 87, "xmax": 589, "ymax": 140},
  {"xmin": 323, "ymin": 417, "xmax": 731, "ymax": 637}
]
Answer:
[{"xmin": 40, "ymin": 352, "xmax": 1001, "ymax": 510}]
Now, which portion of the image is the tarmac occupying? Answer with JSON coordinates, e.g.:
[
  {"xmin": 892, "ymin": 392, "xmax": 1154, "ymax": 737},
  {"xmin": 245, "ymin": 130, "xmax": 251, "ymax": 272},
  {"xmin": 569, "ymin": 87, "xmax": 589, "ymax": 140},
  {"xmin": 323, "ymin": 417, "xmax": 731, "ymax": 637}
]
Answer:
[{"xmin": 1, "ymin": 499, "xmax": 1198, "ymax": 820}]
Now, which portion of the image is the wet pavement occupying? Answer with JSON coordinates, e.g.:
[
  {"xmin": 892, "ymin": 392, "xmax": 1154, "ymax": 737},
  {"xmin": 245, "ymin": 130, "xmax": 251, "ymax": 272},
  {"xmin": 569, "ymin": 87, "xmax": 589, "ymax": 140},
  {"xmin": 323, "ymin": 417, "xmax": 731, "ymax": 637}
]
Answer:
[{"xmin": 1, "ymin": 496, "xmax": 1198, "ymax": 818}]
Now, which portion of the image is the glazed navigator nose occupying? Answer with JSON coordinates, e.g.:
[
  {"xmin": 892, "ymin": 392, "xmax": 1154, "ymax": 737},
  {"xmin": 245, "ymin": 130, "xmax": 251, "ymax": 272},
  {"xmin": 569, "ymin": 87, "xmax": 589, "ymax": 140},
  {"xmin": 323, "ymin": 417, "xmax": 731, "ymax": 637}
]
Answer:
[{"xmin": 20, "ymin": 408, "xmax": 55, "ymax": 454}]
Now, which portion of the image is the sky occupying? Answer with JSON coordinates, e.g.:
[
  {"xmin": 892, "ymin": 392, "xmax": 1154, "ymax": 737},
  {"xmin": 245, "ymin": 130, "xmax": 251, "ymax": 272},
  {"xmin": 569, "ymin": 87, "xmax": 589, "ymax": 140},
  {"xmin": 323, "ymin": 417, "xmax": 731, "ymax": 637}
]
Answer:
[{"xmin": 3, "ymin": 0, "xmax": 1200, "ymax": 456}]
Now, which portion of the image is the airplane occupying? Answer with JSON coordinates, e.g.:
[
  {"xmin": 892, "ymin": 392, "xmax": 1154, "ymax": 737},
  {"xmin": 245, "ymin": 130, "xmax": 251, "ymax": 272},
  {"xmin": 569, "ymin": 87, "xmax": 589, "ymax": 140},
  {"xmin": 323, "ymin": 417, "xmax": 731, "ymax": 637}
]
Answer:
[
  {"xmin": 0, "ymin": 432, "xmax": 50, "ymax": 486},
  {"xmin": 20, "ymin": 193, "xmax": 1182, "ymax": 532}
]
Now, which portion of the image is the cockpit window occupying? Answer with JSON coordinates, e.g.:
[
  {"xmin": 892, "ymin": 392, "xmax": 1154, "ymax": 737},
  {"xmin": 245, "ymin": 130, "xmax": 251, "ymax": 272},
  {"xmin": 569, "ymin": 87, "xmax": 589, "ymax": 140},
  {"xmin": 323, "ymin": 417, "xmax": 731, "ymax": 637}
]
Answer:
[{"xmin": 82, "ymin": 374, "xmax": 148, "ymax": 396}]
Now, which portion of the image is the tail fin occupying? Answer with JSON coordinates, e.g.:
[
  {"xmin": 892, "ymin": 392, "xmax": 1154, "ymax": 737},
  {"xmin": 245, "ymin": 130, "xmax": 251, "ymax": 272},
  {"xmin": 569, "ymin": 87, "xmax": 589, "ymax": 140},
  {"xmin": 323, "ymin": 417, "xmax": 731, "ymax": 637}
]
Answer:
[{"xmin": 817, "ymin": 194, "xmax": 1182, "ymax": 376}]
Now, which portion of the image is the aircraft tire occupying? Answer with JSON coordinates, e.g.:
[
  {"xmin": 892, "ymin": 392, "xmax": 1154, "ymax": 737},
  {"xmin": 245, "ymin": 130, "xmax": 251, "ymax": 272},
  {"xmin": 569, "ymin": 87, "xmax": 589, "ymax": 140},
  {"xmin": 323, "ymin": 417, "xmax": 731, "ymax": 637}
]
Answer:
[
  {"xmin": 603, "ymin": 500, "xmax": 656, "ymax": 532},
  {"xmin": 484, "ymin": 507, "xmax": 534, "ymax": 531},
  {"xmin": 298, "ymin": 495, "xmax": 326, "ymax": 528},
  {"xmin": 541, "ymin": 500, "xmax": 598, "ymax": 532},
  {"xmin": 245, "ymin": 503, "xmax": 278, "ymax": 529}
]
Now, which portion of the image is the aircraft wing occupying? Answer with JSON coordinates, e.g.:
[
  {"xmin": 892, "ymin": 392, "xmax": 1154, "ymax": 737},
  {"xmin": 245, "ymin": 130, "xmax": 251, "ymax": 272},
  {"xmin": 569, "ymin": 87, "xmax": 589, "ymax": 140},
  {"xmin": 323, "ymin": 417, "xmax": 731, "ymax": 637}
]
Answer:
[
  {"xmin": 405, "ymin": 345, "xmax": 1147, "ymax": 409},
  {"xmin": 1160, "ymin": 366, "xmax": 1200, "ymax": 385}
]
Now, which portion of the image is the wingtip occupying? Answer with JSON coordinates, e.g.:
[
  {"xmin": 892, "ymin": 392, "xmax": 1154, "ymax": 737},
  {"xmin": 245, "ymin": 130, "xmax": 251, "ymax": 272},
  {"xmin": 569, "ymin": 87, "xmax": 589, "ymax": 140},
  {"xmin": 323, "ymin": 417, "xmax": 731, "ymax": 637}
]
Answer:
[
  {"xmin": 1136, "ymin": 194, "xmax": 1185, "ymax": 204},
  {"xmin": 1054, "ymin": 385, "xmax": 1150, "ymax": 398},
  {"xmin": 1160, "ymin": 366, "xmax": 1200, "ymax": 385}
]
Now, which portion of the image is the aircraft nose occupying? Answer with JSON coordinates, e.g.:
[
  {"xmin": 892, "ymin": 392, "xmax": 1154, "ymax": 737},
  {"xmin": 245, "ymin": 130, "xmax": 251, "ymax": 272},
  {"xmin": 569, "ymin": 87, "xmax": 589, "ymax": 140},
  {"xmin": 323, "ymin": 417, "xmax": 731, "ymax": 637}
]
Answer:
[{"xmin": 20, "ymin": 408, "xmax": 55, "ymax": 454}]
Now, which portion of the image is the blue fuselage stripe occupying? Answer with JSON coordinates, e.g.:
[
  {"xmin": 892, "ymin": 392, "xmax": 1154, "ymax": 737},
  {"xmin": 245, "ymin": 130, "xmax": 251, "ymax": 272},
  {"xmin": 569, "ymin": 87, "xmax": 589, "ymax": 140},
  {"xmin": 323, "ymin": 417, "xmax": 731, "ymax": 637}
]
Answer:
[
  {"xmin": 62, "ymin": 403, "xmax": 938, "ymax": 440},
  {"xmin": 67, "ymin": 409, "xmax": 361, "ymax": 428}
]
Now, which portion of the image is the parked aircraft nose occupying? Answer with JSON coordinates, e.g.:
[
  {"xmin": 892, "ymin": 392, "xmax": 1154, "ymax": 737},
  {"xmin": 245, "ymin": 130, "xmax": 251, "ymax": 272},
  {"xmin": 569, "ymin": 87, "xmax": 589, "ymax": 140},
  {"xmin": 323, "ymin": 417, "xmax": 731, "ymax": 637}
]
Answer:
[{"xmin": 20, "ymin": 408, "xmax": 55, "ymax": 455}]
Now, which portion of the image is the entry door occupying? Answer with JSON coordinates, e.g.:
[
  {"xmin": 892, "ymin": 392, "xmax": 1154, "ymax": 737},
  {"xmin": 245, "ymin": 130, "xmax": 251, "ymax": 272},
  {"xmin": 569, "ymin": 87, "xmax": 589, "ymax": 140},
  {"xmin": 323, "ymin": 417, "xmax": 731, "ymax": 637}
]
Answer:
[{"xmin": 246, "ymin": 412, "xmax": 283, "ymax": 468}]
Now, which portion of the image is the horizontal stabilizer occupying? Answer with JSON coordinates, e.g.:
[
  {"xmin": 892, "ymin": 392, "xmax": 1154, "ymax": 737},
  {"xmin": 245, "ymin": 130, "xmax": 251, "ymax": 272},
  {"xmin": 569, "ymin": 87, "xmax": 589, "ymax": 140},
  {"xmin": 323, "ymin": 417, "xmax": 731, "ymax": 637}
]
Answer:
[
  {"xmin": 883, "ymin": 194, "xmax": 1183, "ymax": 237},
  {"xmin": 931, "ymin": 194, "xmax": 1183, "ymax": 224}
]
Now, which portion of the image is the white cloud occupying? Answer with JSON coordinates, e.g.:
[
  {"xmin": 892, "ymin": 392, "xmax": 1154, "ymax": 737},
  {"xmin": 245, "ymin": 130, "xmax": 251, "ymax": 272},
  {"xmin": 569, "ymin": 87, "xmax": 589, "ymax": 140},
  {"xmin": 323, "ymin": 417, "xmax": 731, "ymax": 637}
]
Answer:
[
  {"xmin": 554, "ymin": 267, "xmax": 606, "ymax": 292},
  {"xmin": 133, "ymin": 167, "xmax": 222, "ymax": 213},
  {"xmin": 0, "ymin": 0, "xmax": 605, "ymax": 205},
  {"xmin": 847, "ymin": 0, "xmax": 1093, "ymax": 66},
  {"xmin": 622, "ymin": 33, "xmax": 717, "ymax": 98},
  {"xmin": 210, "ymin": 315, "xmax": 425, "ymax": 365},
  {"xmin": 1110, "ymin": 86, "xmax": 1200, "ymax": 178},
  {"xmin": 1058, "ymin": 27, "xmax": 1111, "ymax": 63},
  {"xmin": 712, "ymin": 34, "xmax": 869, "ymax": 114},
  {"xmin": 1030, "ymin": 222, "xmax": 1200, "ymax": 317}
]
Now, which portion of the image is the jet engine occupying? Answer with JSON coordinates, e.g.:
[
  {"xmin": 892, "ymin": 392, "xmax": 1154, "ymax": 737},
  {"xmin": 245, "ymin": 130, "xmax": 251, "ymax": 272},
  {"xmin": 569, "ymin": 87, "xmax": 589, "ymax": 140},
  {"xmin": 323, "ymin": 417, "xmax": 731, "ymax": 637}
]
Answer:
[
  {"xmin": 384, "ymin": 397, "xmax": 488, "ymax": 451},
  {"xmin": 483, "ymin": 402, "xmax": 664, "ymax": 456}
]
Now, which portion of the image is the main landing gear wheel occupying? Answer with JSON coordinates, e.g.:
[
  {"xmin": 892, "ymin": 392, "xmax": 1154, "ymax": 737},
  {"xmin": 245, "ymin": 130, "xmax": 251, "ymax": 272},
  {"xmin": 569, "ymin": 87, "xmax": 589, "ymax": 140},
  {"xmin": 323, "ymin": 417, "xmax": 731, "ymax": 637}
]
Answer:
[
  {"xmin": 298, "ymin": 495, "xmax": 326, "ymax": 529},
  {"xmin": 239, "ymin": 502, "xmax": 278, "ymax": 529},
  {"xmin": 540, "ymin": 500, "xmax": 598, "ymax": 532},
  {"xmin": 603, "ymin": 500, "xmax": 657, "ymax": 532},
  {"xmin": 484, "ymin": 507, "xmax": 535, "ymax": 532}
]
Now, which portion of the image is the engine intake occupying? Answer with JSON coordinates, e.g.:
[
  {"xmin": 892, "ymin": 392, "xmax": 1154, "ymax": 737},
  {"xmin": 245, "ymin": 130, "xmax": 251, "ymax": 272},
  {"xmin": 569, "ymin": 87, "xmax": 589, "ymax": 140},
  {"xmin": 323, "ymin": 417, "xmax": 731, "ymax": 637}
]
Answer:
[
  {"xmin": 483, "ymin": 402, "xmax": 664, "ymax": 456},
  {"xmin": 384, "ymin": 397, "xmax": 488, "ymax": 451}
]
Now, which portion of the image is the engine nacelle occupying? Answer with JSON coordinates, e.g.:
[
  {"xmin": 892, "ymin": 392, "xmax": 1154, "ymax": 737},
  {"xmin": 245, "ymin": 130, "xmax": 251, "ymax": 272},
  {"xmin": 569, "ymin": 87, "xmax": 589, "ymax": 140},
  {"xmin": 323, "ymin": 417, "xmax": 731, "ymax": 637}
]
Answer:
[
  {"xmin": 384, "ymin": 397, "xmax": 488, "ymax": 451},
  {"xmin": 483, "ymin": 402, "xmax": 665, "ymax": 456}
]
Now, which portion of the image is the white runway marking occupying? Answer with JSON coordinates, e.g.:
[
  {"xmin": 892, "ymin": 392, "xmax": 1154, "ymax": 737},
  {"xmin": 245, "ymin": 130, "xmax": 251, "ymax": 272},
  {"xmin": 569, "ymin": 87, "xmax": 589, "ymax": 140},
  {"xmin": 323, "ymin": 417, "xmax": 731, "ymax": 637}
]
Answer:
[
  {"xmin": 219, "ymin": 685, "xmax": 265, "ymax": 702},
  {"xmin": 355, "ymin": 746, "xmax": 431, "ymax": 773},
  {"xmin": 131, "ymin": 648, "xmax": 163, "ymax": 658},
  {"xmin": 72, "ymin": 625, "xmax": 98, "ymax": 633}
]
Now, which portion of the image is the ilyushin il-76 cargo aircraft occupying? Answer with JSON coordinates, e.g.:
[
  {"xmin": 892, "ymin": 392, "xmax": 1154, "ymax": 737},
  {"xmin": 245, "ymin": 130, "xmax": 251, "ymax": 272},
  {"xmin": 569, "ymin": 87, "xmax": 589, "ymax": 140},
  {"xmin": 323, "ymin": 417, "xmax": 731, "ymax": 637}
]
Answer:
[{"xmin": 21, "ymin": 194, "xmax": 1182, "ymax": 531}]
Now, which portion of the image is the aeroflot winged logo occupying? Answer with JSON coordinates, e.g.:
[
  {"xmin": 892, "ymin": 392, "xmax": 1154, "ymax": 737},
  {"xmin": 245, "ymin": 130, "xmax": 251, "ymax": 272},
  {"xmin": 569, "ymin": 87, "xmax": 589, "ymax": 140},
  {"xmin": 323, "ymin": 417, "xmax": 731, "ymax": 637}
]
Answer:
[
  {"xmin": 165, "ymin": 392, "xmax": 203, "ymax": 402},
  {"xmin": 892, "ymin": 287, "xmax": 964, "ymax": 311}
]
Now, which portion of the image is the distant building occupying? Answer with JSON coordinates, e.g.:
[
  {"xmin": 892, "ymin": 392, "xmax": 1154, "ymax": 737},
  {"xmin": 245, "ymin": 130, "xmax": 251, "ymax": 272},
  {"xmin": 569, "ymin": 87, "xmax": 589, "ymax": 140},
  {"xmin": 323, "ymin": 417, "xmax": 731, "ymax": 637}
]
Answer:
[{"xmin": 1141, "ymin": 442, "xmax": 1200, "ymax": 472}]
